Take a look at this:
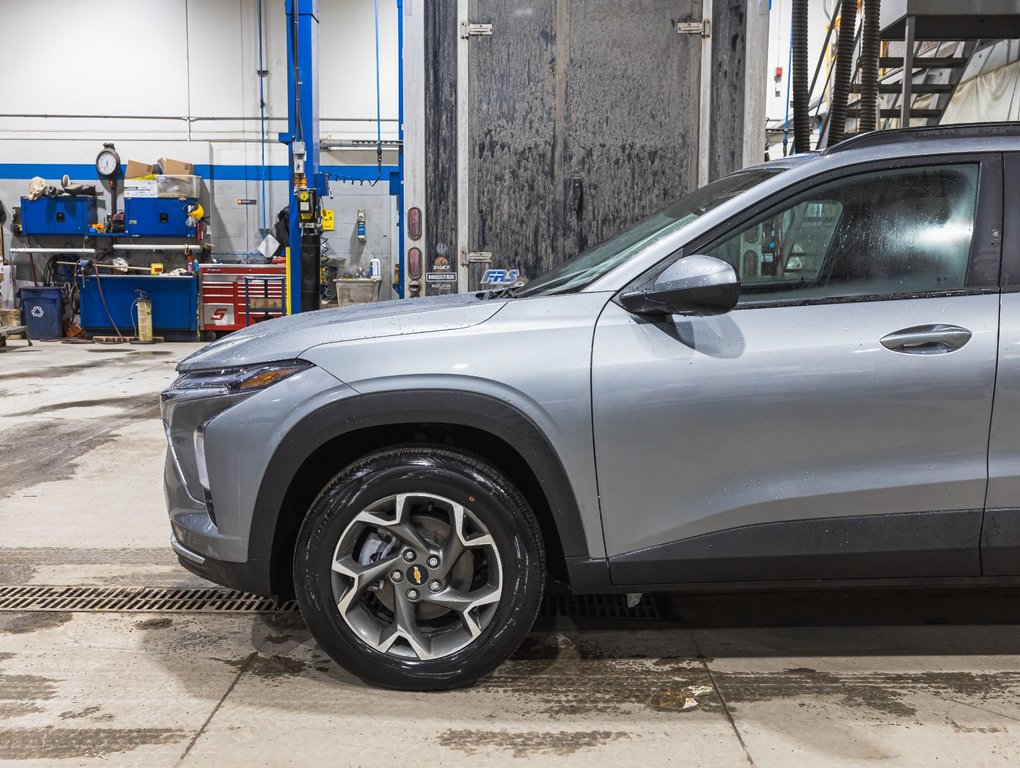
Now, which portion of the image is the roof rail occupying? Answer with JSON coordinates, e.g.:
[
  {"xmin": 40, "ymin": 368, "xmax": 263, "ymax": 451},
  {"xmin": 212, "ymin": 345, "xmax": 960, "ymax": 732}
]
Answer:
[{"xmin": 824, "ymin": 122, "xmax": 1020, "ymax": 154}]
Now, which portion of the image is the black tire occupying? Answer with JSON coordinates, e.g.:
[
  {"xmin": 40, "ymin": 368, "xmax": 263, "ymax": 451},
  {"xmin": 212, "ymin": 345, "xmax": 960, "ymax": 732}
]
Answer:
[{"xmin": 293, "ymin": 445, "xmax": 545, "ymax": 690}]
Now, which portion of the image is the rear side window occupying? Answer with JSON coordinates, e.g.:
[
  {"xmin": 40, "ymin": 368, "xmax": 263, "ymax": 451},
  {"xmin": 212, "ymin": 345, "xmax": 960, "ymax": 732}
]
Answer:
[{"xmin": 701, "ymin": 164, "xmax": 980, "ymax": 305}]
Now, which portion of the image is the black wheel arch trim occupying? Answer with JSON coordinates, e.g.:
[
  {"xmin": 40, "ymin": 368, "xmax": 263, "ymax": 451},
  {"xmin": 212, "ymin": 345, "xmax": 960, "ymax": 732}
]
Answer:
[{"xmin": 249, "ymin": 389, "xmax": 592, "ymax": 580}]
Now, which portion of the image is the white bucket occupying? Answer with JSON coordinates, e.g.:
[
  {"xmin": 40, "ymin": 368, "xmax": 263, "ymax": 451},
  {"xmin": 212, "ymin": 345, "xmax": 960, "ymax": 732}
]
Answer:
[{"xmin": 335, "ymin": 278, "xmax": 381, "ymax": 306}]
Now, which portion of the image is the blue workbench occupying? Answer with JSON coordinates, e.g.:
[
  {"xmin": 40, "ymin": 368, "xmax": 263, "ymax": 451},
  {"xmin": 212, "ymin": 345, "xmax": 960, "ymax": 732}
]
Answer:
[{"xmin": 78, "ymin": 273, "xmax": 199, "ymax": 336}]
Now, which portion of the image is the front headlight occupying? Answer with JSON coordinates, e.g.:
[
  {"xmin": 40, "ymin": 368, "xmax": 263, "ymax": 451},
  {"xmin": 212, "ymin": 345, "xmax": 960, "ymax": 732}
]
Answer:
[
  {"xmin": 162, "ymin": 360, "xmax": 313, "ymax": 402},
  {"xmin": 161, "ymin": 360, "xmax": 313, "ymax": 501}
]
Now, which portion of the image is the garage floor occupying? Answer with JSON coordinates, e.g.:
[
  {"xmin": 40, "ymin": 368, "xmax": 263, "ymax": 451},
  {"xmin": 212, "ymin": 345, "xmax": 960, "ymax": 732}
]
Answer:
[{"xmin": 2, "ymin": 341, "xmax": 1020, "ymax": 766}]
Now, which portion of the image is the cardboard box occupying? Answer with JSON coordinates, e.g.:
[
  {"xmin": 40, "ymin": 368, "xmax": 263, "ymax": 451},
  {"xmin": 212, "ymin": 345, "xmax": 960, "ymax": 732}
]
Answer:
[
  {"xmin": 158, "ymin": 157, "xmax": 194, "ymax": 175},
  {"xmin": 156, "ymin": 174, "xmax": 202, "ymax": 199},
  {"xmin": 125, "ymin": 160, "xmax": 155, "ymax": 179},
  {"xmin": 123, "ymin": 179, "xmax": 158, "ymax": 198}
]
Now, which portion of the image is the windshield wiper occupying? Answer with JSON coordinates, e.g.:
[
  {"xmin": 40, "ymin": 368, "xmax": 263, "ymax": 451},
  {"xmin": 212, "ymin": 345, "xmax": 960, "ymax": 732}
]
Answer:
[{"xmin": 477, "ymin": 284, "xmax": 522, "ymax": 300}]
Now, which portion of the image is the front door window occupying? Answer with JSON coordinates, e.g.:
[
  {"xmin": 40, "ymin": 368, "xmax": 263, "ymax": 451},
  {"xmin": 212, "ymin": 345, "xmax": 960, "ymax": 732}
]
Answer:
[{"xmin": 701, "ymin": 164, "xmax": 980, "ymax": 305}]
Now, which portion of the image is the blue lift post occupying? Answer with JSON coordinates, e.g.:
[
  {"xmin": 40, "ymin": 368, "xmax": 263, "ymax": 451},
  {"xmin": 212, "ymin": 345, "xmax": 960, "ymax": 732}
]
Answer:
[
  {"xmin": 280, "ymin": 0, "xmax": 405, "ymax": 310},
  {"xmin": 281, "ymin": 0, "xmax": 327, "ymax": 314},
  {"xmin": 395, "ymin": 0, "xmax": 405, "ymax": 299}
]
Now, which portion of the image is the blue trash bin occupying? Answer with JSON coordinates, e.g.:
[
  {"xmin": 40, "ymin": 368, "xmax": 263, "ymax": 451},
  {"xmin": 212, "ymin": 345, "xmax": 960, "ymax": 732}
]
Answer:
[{"xmin": 18, "ymin": 287, "xmax": 64, "ymax": 340}]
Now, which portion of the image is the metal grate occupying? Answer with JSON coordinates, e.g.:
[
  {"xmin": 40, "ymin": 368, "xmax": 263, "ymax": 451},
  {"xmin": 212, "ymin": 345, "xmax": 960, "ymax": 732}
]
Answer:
[
  {"xmin": 0, "ymin": 585, "xmax": 298, "ymax": 613},
  {"xmin": 0, "ymin": 585, "xmax": 657, "ymax": 620},
  {"xmin": 539, "ymin": 593, "xmax": 662, "ymax": 621}
]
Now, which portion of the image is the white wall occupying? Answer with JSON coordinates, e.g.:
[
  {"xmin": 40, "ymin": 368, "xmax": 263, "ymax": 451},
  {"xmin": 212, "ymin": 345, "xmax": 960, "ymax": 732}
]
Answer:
[
  {"xmin": 0, "ymin": 0, "xmax": 399, "ymax": 149},
  {"xmin": 0, "ymin": 0, "xmax": 400, "ymax": 268}
]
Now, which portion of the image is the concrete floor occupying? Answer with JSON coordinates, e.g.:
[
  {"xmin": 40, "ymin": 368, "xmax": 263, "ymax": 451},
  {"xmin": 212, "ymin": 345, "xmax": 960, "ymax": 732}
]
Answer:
[{"xmin": 2, "ymin": 340, "xmax": 1020, "ymax": 766}]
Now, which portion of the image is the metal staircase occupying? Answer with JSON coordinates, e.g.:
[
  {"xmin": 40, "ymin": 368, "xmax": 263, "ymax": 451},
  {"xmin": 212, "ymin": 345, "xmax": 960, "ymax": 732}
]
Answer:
[
  {"xmin": 815, "ymin": 0, "xmax": 1020, "ymax": 148},
  {"xmin": 847, "ymin": 40, "xmax": 979, "ymax": 128}
]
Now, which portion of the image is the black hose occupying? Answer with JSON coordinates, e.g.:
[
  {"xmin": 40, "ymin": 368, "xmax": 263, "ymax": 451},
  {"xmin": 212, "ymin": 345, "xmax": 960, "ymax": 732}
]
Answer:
[
  {"xmin": 42, "ymin": 254, "xmax": 59, "ymax": 286},
  {"xmin": 859, "ymin": 0, "xmax": 882, "ymax": 133},
  {"xmin": 827, "ymin": 0, "xmax": 859, "ymax": 146},
  {"xmin": 92, "ymin": 264, "xmax": 124, "ymax": 341},
  {"xmin": 791, "ymin": 0, "xmax": 811, "ymax": 153}
]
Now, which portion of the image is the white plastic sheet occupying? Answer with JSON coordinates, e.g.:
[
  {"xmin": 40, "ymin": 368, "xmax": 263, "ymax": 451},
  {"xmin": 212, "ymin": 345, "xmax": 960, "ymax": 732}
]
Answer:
[{"xmin": 942, "ymin": 59, "xmax": 1020, "ymax": 123}]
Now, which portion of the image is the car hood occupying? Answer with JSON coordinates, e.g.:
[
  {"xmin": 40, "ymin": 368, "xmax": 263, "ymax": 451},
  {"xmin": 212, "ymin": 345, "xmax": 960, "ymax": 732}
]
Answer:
[{"xmin": 178, "ymin": 293, "xmax": 508, "ymax": 371}]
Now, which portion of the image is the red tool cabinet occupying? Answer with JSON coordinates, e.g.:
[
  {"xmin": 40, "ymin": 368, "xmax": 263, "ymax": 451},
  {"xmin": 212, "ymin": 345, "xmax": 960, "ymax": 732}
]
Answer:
[{"xmin": 199, "ymin": 264, "xmax": 287, "ymax": 333}]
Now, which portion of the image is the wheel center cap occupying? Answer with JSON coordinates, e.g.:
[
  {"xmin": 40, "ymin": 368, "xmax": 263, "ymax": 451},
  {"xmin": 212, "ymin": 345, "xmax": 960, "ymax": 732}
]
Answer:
[{"xmin": 406, "ymin": 564, "xmax": 429, "ymax": 586}]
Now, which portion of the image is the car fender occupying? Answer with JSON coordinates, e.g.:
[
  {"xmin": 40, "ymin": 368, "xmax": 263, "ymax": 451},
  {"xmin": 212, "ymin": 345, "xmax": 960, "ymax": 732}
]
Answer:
[{"xmin": 248, "ymin": 388, "xmax": 593, "ymax": 568}]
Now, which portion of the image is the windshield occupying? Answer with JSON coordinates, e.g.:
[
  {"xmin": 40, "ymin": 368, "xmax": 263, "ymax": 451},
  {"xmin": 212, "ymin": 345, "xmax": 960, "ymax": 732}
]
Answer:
[{"xmin": 518, "ymin": 168, "xmax": 785, "ymax": 296}]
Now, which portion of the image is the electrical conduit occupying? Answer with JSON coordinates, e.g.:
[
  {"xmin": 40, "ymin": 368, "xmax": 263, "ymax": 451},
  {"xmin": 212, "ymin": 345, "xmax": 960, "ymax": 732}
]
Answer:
[
  {"xmin": 827, "ymin": 0, "xmax": 859, "ymax": 146},
  {"xmin": 858, "ymin": 0, "xmax": 882, "ymax": 133},
  {"xmin": 791, "ymin": 0, "xmax": 811, "ymax": 154}
]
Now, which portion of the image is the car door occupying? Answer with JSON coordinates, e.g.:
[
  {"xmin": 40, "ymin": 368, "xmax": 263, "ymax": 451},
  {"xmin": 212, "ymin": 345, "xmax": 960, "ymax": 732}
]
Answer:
[
  {"xmin": 985, "ymin": 151, "xmax": 1020, "ymax": 575},
  {"xmin": 591, "ymin": 154, "xmax": 1003, "ymax": 586}
]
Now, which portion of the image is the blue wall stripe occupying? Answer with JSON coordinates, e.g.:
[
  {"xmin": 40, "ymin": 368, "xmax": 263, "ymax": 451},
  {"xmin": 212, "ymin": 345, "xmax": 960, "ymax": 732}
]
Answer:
[{"xmin": 0, "ymin": 163, "xmax": 398, "ymax": 183}]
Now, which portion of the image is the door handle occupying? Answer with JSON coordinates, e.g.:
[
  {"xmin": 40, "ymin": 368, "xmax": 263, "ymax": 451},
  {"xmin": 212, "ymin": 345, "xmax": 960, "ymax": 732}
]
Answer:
[{"xmin": 880, "ymin": 324, "xmax": 972, "ymax": 354}]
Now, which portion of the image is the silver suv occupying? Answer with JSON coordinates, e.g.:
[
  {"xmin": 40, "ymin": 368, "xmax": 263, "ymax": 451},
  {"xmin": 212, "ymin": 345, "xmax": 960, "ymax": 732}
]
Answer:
[{"xmin": 163, "ymin": 124, "xmax": 1020, "ymax": 689}]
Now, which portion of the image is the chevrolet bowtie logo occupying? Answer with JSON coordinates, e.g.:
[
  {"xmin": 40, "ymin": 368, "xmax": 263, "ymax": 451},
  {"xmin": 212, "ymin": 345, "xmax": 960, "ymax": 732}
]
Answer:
[{"xmin": 407, "ymin": 565, "xmax": 427, "ymax": 586}]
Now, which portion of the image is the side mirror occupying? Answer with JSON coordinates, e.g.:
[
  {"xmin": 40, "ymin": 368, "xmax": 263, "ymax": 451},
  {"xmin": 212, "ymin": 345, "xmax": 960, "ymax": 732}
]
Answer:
[{"xmin": 618, "ymin": 255, "xmax": 740, "ymax": 317}]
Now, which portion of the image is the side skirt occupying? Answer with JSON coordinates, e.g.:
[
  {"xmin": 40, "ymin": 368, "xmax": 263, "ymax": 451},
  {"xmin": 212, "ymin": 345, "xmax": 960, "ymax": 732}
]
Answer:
[
  {"xmin": 582, "ymin": 510, "xmax": 984, "ymax": 590},
  {"xmin": 982, "ymin": 507, "xmax": 1020, "ymax": 576}
]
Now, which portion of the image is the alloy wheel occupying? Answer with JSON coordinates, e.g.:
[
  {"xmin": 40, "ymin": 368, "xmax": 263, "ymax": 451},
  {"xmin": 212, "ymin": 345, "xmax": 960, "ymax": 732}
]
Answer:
[{"xmin": 330, "ymin": 492, "xmax": 503, "ymax": 661}]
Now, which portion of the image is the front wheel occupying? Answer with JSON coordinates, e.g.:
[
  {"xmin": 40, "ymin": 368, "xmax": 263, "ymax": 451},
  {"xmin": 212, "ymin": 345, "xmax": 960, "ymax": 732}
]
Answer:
[{"xmin": 293, "ymin": 446, "xmax": 545, "ymax": 690}]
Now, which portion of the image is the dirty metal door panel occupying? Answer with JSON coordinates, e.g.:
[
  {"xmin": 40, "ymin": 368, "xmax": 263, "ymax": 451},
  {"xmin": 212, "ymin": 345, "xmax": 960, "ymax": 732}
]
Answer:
[
  {"xmin": 463, "ymin": 0, "xmax": 703, "ymax": 288},
  {"xmin": 564, "ymin": 0, "xmax": 703, "ymax": 259},
  {"xmin": 468, "ymin": 0, "xmax": 560, "ymax": 289},
  {"xmin": 424, "ymin": 0, "xmax": 459, "ymax": 295},
  {"xmin": 593, "ymin": 295, "xmax": 997, "ymax": 584}
]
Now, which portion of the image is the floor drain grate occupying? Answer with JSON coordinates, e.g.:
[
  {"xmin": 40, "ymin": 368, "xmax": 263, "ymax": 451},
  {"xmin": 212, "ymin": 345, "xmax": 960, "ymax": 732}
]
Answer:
[
  {"xmin": 0, "ymin": 586, "xmax": 658, "ymax": 620},
  {"xmin": 539, "ymin": 593, "xmax": 662, "ymax": 621},
  {"xmin": 0, "ymin": 585, "xmax": 298, "ymax": 614}
]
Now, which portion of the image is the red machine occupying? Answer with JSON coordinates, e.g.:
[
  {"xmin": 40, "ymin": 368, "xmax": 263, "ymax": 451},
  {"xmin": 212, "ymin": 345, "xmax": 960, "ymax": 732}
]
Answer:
[{"xmin": 199, "ymin": 264, "xmax": 287, "ymax": 334}]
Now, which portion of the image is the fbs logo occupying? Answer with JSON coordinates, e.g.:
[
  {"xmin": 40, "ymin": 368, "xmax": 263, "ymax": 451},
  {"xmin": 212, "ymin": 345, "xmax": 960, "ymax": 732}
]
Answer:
[{"xmin": 406, "ymin": 564, "xmax": 427, "ymax": 586}]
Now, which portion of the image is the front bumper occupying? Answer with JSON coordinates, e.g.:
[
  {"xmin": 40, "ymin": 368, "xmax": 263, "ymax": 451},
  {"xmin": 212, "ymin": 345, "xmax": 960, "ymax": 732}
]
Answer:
[
  {"xmin": 162, "ymin": 364, "xmax": 356, "ymax": 594},
  {"xmin": 162, "ymin": 388, "xmax": 251, "ymax": 565},
  {"xmin": 170, "ymin": 531, "xmax": 206, "ymax": 564},
  {"xmin": 171, "ymin": 532, "xmax": 274, "ymax": 595}
]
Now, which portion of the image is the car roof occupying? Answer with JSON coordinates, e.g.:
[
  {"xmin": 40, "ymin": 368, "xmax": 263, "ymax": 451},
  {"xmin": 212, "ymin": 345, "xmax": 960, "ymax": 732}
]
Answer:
[
  {"xmin": 749, "ymin": 122, "xmax": 1020, "ymax": 173},
  {"xmin": 823, "ymin": 121, "xmax": 1020, "ymax": 155}
]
